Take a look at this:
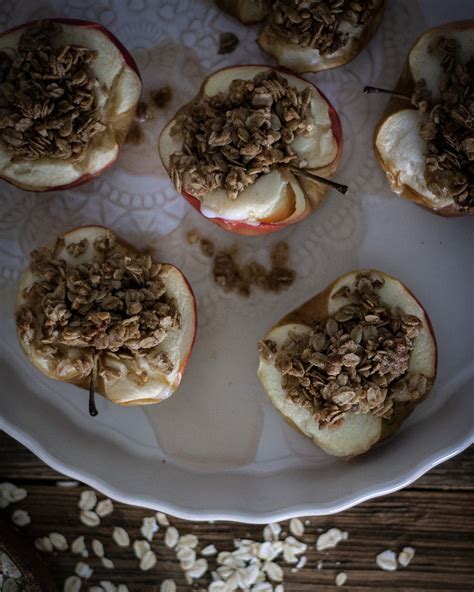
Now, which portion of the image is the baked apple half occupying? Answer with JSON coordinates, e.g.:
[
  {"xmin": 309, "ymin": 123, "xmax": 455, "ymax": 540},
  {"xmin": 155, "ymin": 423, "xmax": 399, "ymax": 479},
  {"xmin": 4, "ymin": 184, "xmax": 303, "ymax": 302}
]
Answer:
[
  {"xmin": 0, "ymin": 18, "xmax": 142, "ymax": 191},
  {"xmin": 373, "ymin": 21, "xmax": 473, "ymax": 216},
  {"xmin": 15, "ymin": 226, "xmax": 197, "ymax": 412},
  {"xmin": 215, "ymin": 0, "xmax": 268, "ymax": 24},
  {"xmin": 258, "ymin": 270, "xmax": 437, "ymax": 458},
  {"xmin": 159, "ymin": 65, "xmax": 343, "ymax": 236},
  {"xmin": 216, "ymin": 0, "xmax": 385, "ymax": 74}
]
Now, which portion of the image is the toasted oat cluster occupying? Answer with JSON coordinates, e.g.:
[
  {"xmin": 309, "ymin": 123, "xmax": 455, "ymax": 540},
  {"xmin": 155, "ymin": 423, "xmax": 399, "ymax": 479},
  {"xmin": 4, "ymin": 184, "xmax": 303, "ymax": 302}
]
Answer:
[
  {"xmin": 169, "ymin": 70, "xmax": 314, "ymax": 199},
  {"xmin": 16, "ymin": 234, "xmax": 179, "ymax": 384},
  {"xmin": 0, "ymin": 21, "xmax": 105, "ymax": 162},
  {"xmin": 187, "ymin": 231, "xmax": 296, "ymax": 296},
  {"xmin": 270, "ymin": 0, "xmax": 382, "ymax": 54},
  {"xmin": 259, "ymin": 272, "xmax": 429, "ymax": 429},
  {"xmin": 411, "ymin": 36, "xmax": 473, "ymax": 212}
]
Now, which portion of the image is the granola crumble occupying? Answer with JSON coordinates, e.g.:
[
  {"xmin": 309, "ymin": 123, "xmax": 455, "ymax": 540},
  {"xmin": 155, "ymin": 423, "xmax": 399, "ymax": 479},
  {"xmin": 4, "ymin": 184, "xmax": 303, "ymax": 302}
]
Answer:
[
  {"xmin": 213, "ymin": 241, "xmax": 295, "ymax": 296},
  {"xmin": 411, "ymin": 36, "xmax": 473, "ymax": 212},
  {"xmin": 0, "ymin": 21, "xmax": 105, "ymax": 162},
  {"xmin": 169, "ymin": 70, "xmax": 314, "ymax": 199},
  {"xmin": 270, "ymin": 0, "xmax": 382, "ymax": 55},
  {"xmin": 188, "ymin": 230, "xmax": 295, "ymax": 296},
  {"xmin": 16, "ymin": 232, "xmax": 180, "ymax": 385},
  {"xmin": 260, "ymin": 272, "xmax": 429, "ymax": 428}
]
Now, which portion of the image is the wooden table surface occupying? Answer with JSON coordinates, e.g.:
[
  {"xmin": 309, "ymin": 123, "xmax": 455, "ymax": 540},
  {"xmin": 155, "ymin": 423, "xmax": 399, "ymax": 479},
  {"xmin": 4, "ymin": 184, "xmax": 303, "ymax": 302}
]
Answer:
[{"xmin": 0, "ymin": 431, "xmax": 472, "ymax": 592}]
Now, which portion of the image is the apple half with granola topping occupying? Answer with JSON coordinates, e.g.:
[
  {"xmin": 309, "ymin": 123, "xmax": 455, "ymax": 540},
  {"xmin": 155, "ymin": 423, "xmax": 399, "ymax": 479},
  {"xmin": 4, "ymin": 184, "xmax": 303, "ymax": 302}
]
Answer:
[
  {"xmin": 258, "ymin": 269, "xmax": 437, "ymax": 458},
  {"xmin": 215, "ymin": 0, "xmax": 385, "ymax": 74},
  {"xmin": 0, "ymin": 18, "xmax": 141, "ymax": 191},
  {"xmin": 373, "ymin": 21, "xmax": 473, "ymax": 216},
  {"xmin": 15, "ymin": 226, "xmax": 197, "ymax": 412},
  {"xmin": 159, "ymin": 65, "xmax": 343, "ymax": 236}
]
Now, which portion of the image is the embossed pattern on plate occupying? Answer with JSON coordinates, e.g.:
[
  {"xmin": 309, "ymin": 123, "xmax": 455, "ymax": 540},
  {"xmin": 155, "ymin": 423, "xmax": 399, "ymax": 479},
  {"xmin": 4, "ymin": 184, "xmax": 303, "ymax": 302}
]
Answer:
[{"xmin": 0, "ymin": 0, "xmax": 472, "ymax": 522}]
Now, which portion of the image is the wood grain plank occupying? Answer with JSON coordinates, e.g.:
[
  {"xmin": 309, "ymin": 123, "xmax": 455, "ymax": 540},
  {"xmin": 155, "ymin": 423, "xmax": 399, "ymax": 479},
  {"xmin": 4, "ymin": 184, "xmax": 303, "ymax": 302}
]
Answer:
[{"xmin": 1, "ymin": 432, "xmax": 473, "ymax": 591}]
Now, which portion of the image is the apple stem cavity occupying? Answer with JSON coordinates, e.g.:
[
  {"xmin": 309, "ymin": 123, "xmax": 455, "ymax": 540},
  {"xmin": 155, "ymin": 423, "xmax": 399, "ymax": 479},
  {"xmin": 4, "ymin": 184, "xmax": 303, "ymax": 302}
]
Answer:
[
  {"xmin": 363, "ymin": 85, "xmax": 412, "ymax": 102},
  {"xmin": 88, "ymin": 356, "xmax": 99, "ymax": 418},
  {"xmin": 289, "ymin": 167, "xmax": 348, "ymax": 196}
]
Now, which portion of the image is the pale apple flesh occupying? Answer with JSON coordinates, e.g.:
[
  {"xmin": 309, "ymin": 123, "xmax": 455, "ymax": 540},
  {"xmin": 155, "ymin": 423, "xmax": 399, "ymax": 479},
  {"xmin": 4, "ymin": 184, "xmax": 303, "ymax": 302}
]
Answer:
[
  {"xmin": 257, "ymin": 270, "xmax": 437, "ymax": 458},
  {"xmin": 374, "ymin": 21, "xmax": 474, "ymax": 216},
  {"xmin": 257, "ymin": 1, "xmax": 385, "ymax": 74},
  {"xmin": 0, "ymin": 19, "xmax": 142, "ymax": 192},
  {"xmin": 16, "ymin": 226, "xmax": 197, "ymax": 407},
  {"xmin": 159, "ymin": 65, "xmax": 342, "ymax": 236},
  {"xmin": 215, "ymin": 0, "xmax": 267, "ymax": 24}
]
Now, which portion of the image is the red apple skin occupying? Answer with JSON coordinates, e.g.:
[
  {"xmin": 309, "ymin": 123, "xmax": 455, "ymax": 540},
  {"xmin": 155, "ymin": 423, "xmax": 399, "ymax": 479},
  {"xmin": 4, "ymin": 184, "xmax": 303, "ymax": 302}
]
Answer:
[
  {"xmin": 0, "ymin": 18, "xmax": 141, "ymax": 193},
  {"xmin": 161, "ymin": 66, "xmax": 343, "ymax": 236},
  {"xmin": 374, "ymin": 20, "xmax": 474, "ymax": 218}
]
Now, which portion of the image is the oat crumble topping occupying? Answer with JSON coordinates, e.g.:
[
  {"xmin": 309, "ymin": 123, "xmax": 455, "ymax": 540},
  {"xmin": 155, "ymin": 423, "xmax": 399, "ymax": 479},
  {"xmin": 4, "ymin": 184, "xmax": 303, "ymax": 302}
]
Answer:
[
  {"xmin": 411, "ymin": 36, "xmax": 473, "ymax": 212},
  {"xmin": 259, "ymin": 272, "xmax": 429, "ymax": 428},
  {"xmin": 270, "ymin": 0, "xmax": 382, "ymax": 55},
  {"xmin": 169, "ymin": 70, "xmax": 314, "ymax": 200},
  {"xmin": 0, "ymin": 21, "xmax": 105, "ymax": 162},
  {"xmin": 16, "ymin": 233, "xmax": 179, "ymax": 385},
  {"xmin": 188, "ymin": 231, "xmax": 296, "ymax": 296}
]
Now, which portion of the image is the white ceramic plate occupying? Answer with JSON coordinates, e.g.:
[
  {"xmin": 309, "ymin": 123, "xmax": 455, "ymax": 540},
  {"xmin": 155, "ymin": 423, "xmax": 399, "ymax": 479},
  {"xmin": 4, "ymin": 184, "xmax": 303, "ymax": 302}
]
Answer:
[{"xmin": 0, "ymin": 0, "xmax": 473, "ymax": 523}]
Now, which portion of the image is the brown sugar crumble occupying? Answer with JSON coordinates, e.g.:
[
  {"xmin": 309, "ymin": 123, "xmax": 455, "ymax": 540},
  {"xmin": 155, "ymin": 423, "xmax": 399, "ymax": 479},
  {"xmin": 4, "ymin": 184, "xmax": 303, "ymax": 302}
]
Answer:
[
  {"xmin": 16, "ymin": 232, "xmax": 179, "ymax": 385},
  {"xmin": 0, "ymin": 21, "xmax": 105, "ymax": 162},
  {"xmin": 169, "ymin": 69, "xmax": 314, "ymax": 200},
  {"xmin": 259, "ymin": 271, "xmax": 431, "ymax": 429},
  {"xmin": 270, "ymin": 0, "xmax": 383, "ymax": 56},
  {"xmin": 218, "ymin": 32, "xmax": 239, "ymax": 54},
  {"xmin": 411, "ymin": 36, "xmax": 473, "ymax": 212},
  {"xmin": 187, "ymin": 230, "xmax": 295, "ymax": 296}
]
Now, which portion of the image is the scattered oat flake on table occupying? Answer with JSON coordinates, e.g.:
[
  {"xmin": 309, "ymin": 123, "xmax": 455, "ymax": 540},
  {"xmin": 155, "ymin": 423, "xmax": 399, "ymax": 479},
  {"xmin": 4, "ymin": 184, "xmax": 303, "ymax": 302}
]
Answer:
[
  {"xmin": 78, "ymin": 489, "xmax": 97, "ymax": 511},
  {"xmin": 80, "ymin": 509, "xmax": 100, "ymax": 527},
  {"xmin": 289, "ymin": 517, "xmax": 304, "ymax": 537},
  {"xmin": 201, "ymin": 544, "xmax": 218, "ymax": 556},
  {"xmin": 178, "ymin": 533, "xmax": 199, "ymax": 548},
  {"xmin": 71, "ymin": 536, "xmax": 87, "ymax": 555},
  {"xmin": 75, "ymin": 561, "xmax": 93, "ymax": 579},
  {"xmin": 376, "ymin": 549, "xmax": 398, "ymax": 571},
  {"xmin": 156, "ymin": 511, "xmax": 170, "ymax": 526},
  {"xmin": 118, "ymin": 586, "xmax": 129, "ymax": 592},
  {"xmin": 263, "ymin": 561, "xmax": 283, "ymax": 582},
  {"xmin": 316, "ymin": 528, "xmax": 348, "ymax": 551},
  {"xmin": 11, "ymin": 509, "xmax": 30, "ymax": 527},
  {"xmin": 160, "ymin": 579, "xmax": 176, "ymax": 592},
  {"xmin": 336, "ymin": 571, "xmax": 348, "ymax": 586},
  {"xmin": 186, "ymin": 558, "xmax": 208, "ymax": 579},
  {"xmin": 292, "ymin": 555, "xmax": 307, "ymax": 572},
  {"xmin": 398, "ymin": 546, "xmax": 416, "ymax": 567},
  {"xmin": 34, "ymin": 536, "xmax": 53, "ymax": 553},
  {"xmin": 50, "ymin": 532, "xmax": 68, "ymax": 551},
  {"xmin": 96, "ymin": 498, "xmax": 114, "ymax": 517},
  {"xmin": 139, "ymin": 549, "xmax": 157, "ymax": 571},
  {"xmin": 102, "ymin": 557, "xmax": 115, "ymax": 569},
  {"xmin": 263, "ymin": 522, "xmax": 282, "ymax": 542},
  {"xmin": 100, "ymin": 582, "xmax": 117, "ymax": 592},
  {"xmin": 56, "ymin": 480, "xmax": 79, "ymax": 488},
  {"xmin": 141, "ymin": 516, "xmax": 158, "ymax": 541},
  {"xmin": 165, "ymin": 526, "xmax": 180, "ymax": 548},
  {"xmin": 113, "ymin": 526, "xmax": 130, "ymax": 547},
  {"xmin": 7, "ymin": 487, "xmax": 27, "ymax": 504},
  {"xmin": 63, "ymin": 575, "xmax": 82, "ymax": 592},
  {"xmin": 133, "ymin": 539, "xmax": 151, "ymax": 559},
  {"xmin": 92, "ymin": 538, "xmax": 105, "ymax": 557}
]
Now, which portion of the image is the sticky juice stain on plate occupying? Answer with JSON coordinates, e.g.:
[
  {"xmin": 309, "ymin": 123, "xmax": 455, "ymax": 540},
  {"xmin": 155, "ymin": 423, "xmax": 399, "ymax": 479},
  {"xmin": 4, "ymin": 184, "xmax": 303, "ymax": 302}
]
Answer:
[
  {"xmin": 145, "ymin": 335, "xmax": 264, "ymax": 469},
  {"xmin": 116, "ymin": 41, "xmax": 204, "ymax": 177}
]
